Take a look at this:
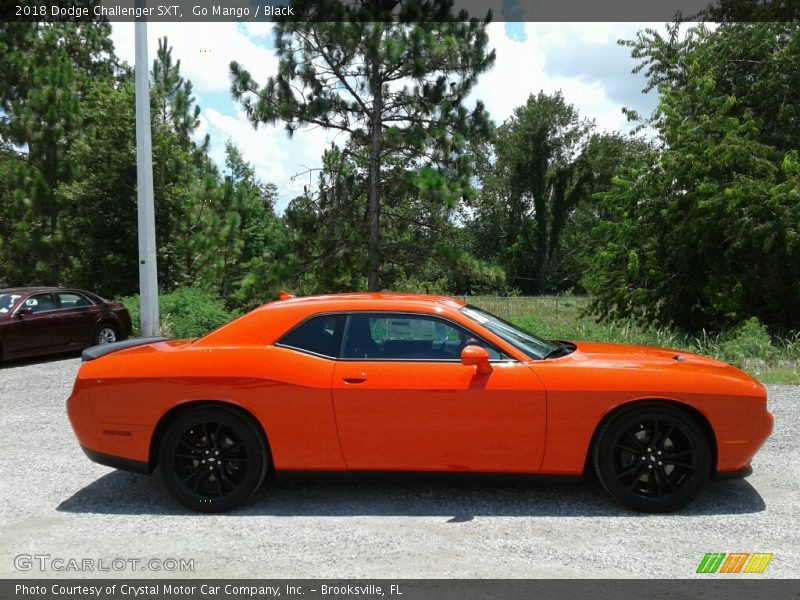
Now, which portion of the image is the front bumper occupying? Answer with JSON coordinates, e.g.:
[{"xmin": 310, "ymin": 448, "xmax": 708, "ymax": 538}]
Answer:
[{"xmin": 716, "ymin": 464, "xmax": 753, "ymax": 480}]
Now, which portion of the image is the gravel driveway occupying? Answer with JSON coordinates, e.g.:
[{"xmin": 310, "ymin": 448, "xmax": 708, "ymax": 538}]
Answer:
[{"xmin": 0, "ymin": 355, "xmax": 797, "ymax": 578}]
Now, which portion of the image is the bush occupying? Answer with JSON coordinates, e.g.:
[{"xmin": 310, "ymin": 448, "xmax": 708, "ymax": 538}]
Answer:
[
  {"xmin": 116, "ymin": 288, "xmax": 241, "ymax": 339},
  {"xmin": 717, "ymin": 317, "xmax": 777, "ymax": 368}
]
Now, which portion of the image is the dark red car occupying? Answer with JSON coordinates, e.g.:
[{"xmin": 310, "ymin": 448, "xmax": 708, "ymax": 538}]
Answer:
[{"xmin": 0, "ymin": 287, "xmax": 132, "ymax": 362}]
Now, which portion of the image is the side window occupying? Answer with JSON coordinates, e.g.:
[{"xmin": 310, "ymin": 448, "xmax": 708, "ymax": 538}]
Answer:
[
  {"xmin": 57, "ymin": 292, "xmax": 92, "ymax": 308},
  {"xmin": 277, "ymin": 314, "xmax": 346, "ymax": 358},
  {"xmin": 25, "ymin": 293, "xmax": 57, "ymax": 314},
  {"xmin": 343, "ymin": 313, "xmax": 505, "ymax": 360}
]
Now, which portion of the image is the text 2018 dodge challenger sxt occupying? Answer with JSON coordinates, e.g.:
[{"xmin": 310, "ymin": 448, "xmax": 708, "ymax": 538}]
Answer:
[{"xmin": 67, "ymin": 293, "xmax": 773, "ymax": 513}]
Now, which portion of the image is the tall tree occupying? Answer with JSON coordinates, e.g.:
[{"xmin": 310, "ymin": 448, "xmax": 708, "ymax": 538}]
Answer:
[
  {"xmin": 587, "ymin": 22, "xmax": 800, "ymax": 332},
  {"xmin": 229, "ymin": 0, "xmax": 495, "ymax": 290},
  {"xmin": 467, "ymin": 92, "xmax": 595, "ymax": 293},
  {"xmin": 149, "ymin": 37, "xmax": 217, "ymax": 290},
  {"xmin": 152, "ymin": 37, "xmax": 209, "ymax": 154},
  {"xmin": 0, "ymin": 18, "xmax": 114, "ymax": 283}
]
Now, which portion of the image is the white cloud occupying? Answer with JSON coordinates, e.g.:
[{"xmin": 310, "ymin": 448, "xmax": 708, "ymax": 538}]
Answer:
[
  {"xmin": 110, "ymin": 23, "xmax": 277, "ymax": 94},
  {"xmin": 470, "ymin": 22, "xmax": 653, "ymax": 133},
  {"xmin": 201, "ymin": 108, "xmax": 340, "ymax": 211},
  {"xmin": 111, "ymin": 22, "xmax": 326, "ymax": 211}
]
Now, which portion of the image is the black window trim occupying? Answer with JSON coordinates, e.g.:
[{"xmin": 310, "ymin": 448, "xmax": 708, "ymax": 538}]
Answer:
[
  {"xmin": 11, "ymin": 289, "xmax": 96, "ymax": 317},
  {"xmin": 14, "ymin": 292, "xmax": 58, "ymax": 316},
  {"xmin": 275, "ymin": 310, "xmax": 516, "ymax": 363},
  {"xmin": 55, "ymin": 290, "xmax": 95, "ymax": 311}
]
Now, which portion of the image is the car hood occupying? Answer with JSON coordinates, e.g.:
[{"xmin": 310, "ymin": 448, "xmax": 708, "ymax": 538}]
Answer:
[
  {"xmin": 545, "ymin": 342, "xmax": 764, "ymax": 395},
  {"xmin": 567, "ymin": 340, "xmax": 728, "ymax": 368}
]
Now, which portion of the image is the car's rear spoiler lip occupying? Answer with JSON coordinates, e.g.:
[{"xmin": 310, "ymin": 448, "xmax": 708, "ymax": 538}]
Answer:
[{"xmin": 81, "ymin": 337, "xmax": 168, "ymax": 362}]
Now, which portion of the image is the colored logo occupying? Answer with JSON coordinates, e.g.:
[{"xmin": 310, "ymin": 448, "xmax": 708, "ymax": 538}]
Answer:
[{"xmin": 696, "ymin": 552, "xmax": 773, "ymax": 574}]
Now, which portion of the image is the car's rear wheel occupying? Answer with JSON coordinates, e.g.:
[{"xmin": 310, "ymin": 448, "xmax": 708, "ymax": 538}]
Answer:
[
  {"xmin": 93, "ymin": 323, "xmax": 118, "ymax": 345},
  {"xmin": 593, "ymin": 404, "xmax": 711, "ymax": 513},
  {"xmin": 158, "ymin": 407, "xmax": 269, "ymax": 512}
]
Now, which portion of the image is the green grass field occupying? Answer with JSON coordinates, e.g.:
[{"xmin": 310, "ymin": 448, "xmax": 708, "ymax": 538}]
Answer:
[{"xmin": 461, "ymin": 295, "xmax": 800, "ymax": 385}]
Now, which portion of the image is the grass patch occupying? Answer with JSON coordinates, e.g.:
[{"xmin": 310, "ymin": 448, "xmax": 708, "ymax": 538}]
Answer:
[{"xmin": 461, "ymin": 295, "xmax": 800, "ymax": 385}]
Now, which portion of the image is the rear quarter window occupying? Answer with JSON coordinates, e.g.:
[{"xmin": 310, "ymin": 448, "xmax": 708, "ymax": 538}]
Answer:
[{"xmin": 277, "ymin": 314, "xmax": 346, "ymax": 358}]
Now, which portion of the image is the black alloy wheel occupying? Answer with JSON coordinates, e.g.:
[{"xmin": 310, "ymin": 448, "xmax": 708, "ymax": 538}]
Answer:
[
  {"xmin": 158, "ymin": 407, "xmax": 268, "ymax": 512},
  {"xmin": 593, "ymin": 404, "xmax": 711, "ymax": 513}
]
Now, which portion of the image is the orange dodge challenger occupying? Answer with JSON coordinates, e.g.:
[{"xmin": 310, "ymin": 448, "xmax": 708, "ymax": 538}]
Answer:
[{"xmin": 67, "ymin": 293, "xmax": 773, "ymax": 513}]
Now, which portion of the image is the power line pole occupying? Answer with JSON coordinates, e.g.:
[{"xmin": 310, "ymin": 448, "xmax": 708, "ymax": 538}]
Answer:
[{"xmin": 135, "ymin": 8, "xmax": 160, "ymax": 337}]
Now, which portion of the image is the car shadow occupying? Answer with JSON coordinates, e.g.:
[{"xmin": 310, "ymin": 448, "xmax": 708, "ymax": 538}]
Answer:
[
  {"xmin": 56, "ymin": 470, "xmax": 766, "ymax": 518},
  {"xmin": 0, "ymin": 351, "xmax": 81, "ymax": 368}
]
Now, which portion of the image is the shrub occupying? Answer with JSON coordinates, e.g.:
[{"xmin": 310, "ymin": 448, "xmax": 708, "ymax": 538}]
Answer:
[
  {"xmin": 717, "ymin": 317, "xmax": 777, "ymax": 368},
  {"xmin": 116, "ymin": 288, "xmax": 241, "ymax": 339}
]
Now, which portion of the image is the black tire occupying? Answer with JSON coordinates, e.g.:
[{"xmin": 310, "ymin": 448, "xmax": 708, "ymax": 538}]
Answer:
[
  {"xmin": 93, "ymin": 323, "xmax": 118, "ymax": 345},
  {"xmin": 158, "ymin": 406, "xmax": 269, "ymax": 512},
  {"xmin": 592, "ymin": 403, "xmax": 711, "ymax": 513}
]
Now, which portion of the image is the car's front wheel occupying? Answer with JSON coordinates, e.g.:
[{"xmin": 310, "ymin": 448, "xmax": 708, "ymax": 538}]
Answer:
[
  {"xmin": 593, "ymin": 403, "xmax": 711, "ymax": 513},
  {"xmin": 158, "ymin": 407, "xmax": 269, "ymax": 512}
]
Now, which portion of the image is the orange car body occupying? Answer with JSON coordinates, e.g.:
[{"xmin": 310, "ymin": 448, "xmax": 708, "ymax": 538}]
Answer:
[{"xmin": 67, "ymin": 293, "xmax": 773, "ymax": 479}]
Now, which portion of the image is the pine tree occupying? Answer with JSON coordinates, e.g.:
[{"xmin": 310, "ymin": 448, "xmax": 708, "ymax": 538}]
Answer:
[
  {"xmin": 229, "ymin": 0, "xmax": 495, "ymax": 290},
  {"xmin": 0, "ymin": 18, "xmax": 114, "ymax": 283}
]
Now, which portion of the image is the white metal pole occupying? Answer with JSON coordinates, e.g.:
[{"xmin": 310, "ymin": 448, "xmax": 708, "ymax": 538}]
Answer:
[{"xmin": 134, "ymin": 12, "xmax": 160, "ymax": 337}]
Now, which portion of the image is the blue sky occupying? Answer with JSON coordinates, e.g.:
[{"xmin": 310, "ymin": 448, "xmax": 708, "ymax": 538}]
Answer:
[{"xmin": 110, "ymin": 22, "xmax": 663, "ymax": 212}]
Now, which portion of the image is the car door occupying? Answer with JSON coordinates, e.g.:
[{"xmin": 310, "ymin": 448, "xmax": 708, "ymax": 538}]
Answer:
[
  {"xmin": 55, "ymin": 291, "xmax": 97, "ymax": 347},
  {"xmin": 331, "ymin": 312, "xmax": 547, "ymax": 473},
  {"xmin": 10, "ymin": 293, "xmax": 63, "ymax": 355}
]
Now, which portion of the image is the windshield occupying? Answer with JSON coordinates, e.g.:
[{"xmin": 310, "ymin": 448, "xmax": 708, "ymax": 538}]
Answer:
[
  {"xmin": 460, "ymin": 305, "xmax": 558, "ymax": 360},
  {"xmin": 0, "ymin": 294, "xmax": 22, "ymax": 315}
]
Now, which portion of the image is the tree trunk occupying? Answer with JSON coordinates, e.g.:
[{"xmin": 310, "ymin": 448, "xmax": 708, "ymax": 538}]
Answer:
[
  {"xmin": 533, "ymin": 194, "xmax": 548, "ymax": 294},
  {"xmin": 44, "ymin": 144, "xmax": 59, "ymax": 284},
  {"xmin": 366, "ymin": 61, "xmax": 382, "ymax": 292}
]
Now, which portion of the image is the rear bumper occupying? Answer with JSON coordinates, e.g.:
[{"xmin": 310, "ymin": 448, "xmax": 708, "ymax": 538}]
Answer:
[{"xmin": 81, "ymin": 446, "xmax": 151, "ymax": 475}]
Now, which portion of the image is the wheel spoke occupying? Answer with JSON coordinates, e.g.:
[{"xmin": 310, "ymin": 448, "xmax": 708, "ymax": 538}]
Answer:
[
  {"xmin": 174, "ymin": 453, "xmax": 200, "ymax": 460},
  {"xmin": 659, "ymin": 467, "xmax": 677, "ymax": 491},
  {"xmin": 191, "ymin": 468, "xmax": 210, "ymax": 493},
  {"xmin": 178, "ymin": 439, "xmax": 201, "ymax": 454},
  {"xmin": 180, "ymin": 465, "xmax": 203, "ymax": 484},
  {"xmin": 625, "ymin": 464, "xmax": 647, "ymax": 490},
  {"xmin": 220, "ymin": 442, "xmax": 245, "ymax": 457},
  {"xmin": 624, "ymin": 429, "xmax": 645, "ymax": 449},
  {"xmin": 664, "ymin": 449, "xmax": 693, "ymax": 458},
  {"xmin": 652, "ymin": 468, "xmax": 663, "ymax": 499},
  {"xmin": 218, "ymin": 468, "xmax": 239, "ymax": 491},
  {"xmin": 618, "ymin": 462, "xmax": 645, "ymax": 478},
  {"xmin": 659, "ymin": 424, "xmax": 675, "ymax": 450},
  {"xmin": 652, "ymin": 419, "xmax": 659, "ymax": 447},
  {"xmin": 615, "ymin": 443, "xmax": 640, "ymax": 454},
  {"xmin": 212, "ymin": 422, "xmax": 223, "ymax": 448},
  {"xmin": 662, "ymin": 459, "xmax": 695, "ymax": 470}
]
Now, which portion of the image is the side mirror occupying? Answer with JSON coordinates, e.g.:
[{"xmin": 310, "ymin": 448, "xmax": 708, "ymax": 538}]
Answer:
[
  {"xmin": 16, "ymin": 307, "xmax": 33, "ymax": 317},
  {"xmin": 461, "ymin": 345, "xmax": 493, "ymax": 375}
]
